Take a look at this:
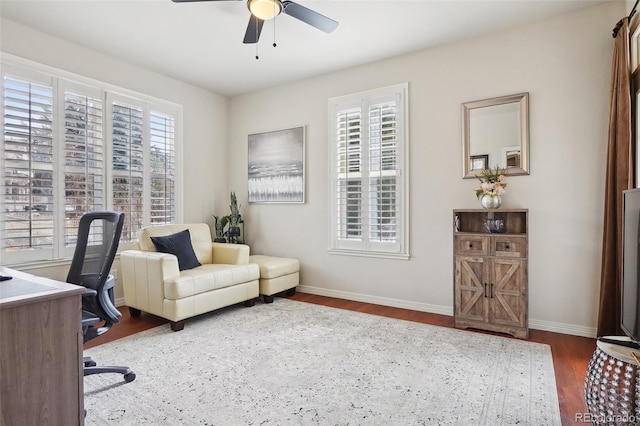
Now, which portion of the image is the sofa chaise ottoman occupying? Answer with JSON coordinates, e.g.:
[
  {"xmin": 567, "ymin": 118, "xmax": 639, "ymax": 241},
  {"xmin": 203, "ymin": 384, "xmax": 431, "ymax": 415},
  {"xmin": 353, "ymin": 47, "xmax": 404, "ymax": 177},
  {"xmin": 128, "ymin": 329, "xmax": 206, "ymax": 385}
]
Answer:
[
  {"xmin": 249, "ymin": 255, "xmax": 299, "ymax": 303},
  {"xmin": 120, "ymin": 223, "xmax": 259, "ymax": 331}
]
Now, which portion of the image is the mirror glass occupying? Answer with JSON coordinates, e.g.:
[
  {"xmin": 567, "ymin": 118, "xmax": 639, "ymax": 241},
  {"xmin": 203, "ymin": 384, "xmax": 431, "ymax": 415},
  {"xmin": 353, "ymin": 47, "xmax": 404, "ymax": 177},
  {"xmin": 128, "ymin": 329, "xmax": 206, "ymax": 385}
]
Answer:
[{"xmin": 462, "ymin": 92, "xmax": 529, "ymax": 178}]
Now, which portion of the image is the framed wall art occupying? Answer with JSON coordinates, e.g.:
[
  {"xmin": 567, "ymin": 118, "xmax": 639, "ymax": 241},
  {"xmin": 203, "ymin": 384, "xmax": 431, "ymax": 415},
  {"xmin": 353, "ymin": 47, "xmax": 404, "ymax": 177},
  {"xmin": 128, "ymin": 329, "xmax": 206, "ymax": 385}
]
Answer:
[{"xmin": 248, "ymin": 126, "xmax": 305, "ymax": 203}]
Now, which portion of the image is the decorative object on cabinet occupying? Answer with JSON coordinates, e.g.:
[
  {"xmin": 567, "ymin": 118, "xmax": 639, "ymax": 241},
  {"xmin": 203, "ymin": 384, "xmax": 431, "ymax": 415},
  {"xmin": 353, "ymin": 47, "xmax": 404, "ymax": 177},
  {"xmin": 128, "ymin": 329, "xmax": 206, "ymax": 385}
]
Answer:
[
  {"xmin": 484, "ymin": 218, "xmax": 504, "ymax": 233},
  {"xmin": 248, "ymin": 126, "xmax": 305, "ymax": 203},
  {"xmin": 453, "ymin": 209, "xmax": 528, "ymax": 338},
  {"xmin": 462, "ymin": 92, "xmax": 529, "ymax": 179},
  {"xmin": 475, "ymin": 166, "xmax": 507, "ymax": 209},
  {"xmin": 480, "ymin": 194, "xmax": 502, "ymax": 209}
]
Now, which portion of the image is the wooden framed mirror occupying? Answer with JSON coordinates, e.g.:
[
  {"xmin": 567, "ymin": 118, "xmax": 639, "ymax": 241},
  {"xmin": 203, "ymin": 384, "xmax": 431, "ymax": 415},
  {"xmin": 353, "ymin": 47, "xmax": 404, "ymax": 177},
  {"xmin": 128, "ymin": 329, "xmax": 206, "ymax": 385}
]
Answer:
[{"xmin": 462, "ymin": 92, "xmax": 529, "ymax": 179}]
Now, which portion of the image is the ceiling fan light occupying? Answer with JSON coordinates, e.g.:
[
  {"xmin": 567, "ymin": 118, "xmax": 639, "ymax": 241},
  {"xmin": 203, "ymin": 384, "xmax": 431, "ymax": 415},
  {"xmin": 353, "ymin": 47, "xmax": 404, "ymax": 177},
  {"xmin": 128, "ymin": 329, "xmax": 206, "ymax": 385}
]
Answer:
[{"xmin": 248, "ymin": 0, "xmax": 281, "ymax": 21}]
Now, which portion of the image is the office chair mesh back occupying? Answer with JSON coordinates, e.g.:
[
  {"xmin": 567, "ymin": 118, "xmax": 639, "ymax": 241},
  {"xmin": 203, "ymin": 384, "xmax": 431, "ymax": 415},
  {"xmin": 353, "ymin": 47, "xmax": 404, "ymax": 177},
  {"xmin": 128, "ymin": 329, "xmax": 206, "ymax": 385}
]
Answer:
[
  {"xmin": 68, "ymin": 211, "xmax": 135, "ymax": 383},
  {"xmin": 67, "ymin": 211, "xmax": 124, "ymax": 329}
]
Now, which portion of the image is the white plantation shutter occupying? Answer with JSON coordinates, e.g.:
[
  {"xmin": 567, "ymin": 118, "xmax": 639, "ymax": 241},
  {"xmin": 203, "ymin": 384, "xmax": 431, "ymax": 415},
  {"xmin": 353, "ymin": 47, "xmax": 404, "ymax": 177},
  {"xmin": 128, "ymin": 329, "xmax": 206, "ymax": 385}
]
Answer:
[
  {"xmin": 336, "ymin": 108, "xmax": 363, "ymax": 242},
  {"xmin": 368, "ymin": 101, "xmax": 398, "ymax": 247},
  {"xmin": 149, "ymin": 111, "xmax": 176, "ymax": 226},
  {"xmin": 64, "ymin": 89, "xmax": 104, "ymax": 246},
  {"xmin": 2, "ymin": 74, "xmax": 55, "ymax": 261},
  {"xmin": 111, "ymin": 100, "xmax": 144, "ymax": 242},
  {"xmin": 1, "ymin": 59, "xmax": 182, "ymax": 264},
  {"xmin": 329, "ymin": 84, "xmax": 408, "ymax": 258}
]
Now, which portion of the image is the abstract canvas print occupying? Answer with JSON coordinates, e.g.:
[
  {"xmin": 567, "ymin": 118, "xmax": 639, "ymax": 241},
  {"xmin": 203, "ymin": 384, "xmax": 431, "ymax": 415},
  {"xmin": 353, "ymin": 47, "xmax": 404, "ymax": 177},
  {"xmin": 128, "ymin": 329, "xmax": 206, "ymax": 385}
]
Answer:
[{"xmin": 248, "ymin": 126, "xmax": 305, "ymax": 203}]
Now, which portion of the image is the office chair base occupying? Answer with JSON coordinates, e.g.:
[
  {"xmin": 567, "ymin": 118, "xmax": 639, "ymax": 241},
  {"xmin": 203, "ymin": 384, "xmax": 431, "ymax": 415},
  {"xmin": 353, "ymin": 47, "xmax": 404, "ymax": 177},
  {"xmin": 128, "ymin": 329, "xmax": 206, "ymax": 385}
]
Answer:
[{"xmin": 84, "ymin": 361, "xmax": 136, "ymax": 383}]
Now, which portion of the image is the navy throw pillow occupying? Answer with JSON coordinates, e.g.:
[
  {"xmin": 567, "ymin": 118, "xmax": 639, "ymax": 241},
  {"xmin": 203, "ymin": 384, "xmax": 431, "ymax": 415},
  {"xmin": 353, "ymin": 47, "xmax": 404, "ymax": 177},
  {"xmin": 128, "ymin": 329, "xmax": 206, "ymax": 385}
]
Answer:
[{"xmin": 150, "ymin": 229, "xmax": 201, "ymax": 271}]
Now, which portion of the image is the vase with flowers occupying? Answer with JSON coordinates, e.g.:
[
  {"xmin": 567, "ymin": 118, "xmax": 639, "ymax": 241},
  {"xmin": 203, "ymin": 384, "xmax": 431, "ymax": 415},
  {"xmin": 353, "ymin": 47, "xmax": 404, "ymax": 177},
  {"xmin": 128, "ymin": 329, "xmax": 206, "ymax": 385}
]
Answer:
[{"xmin": 475, "ymin": 165, "xmax": 507, "ymax": 209}]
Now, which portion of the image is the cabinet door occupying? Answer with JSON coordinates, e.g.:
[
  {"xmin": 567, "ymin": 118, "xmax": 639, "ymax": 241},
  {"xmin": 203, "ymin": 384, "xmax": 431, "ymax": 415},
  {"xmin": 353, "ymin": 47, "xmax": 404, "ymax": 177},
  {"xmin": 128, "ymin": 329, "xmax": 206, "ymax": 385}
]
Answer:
[
  {"xmin": 489, "ymin": 258, "xmax": 527, "ymax": 329},
  {"xmin": 454, "ymin": 255, "xmax": 488, "ymax": 322}
]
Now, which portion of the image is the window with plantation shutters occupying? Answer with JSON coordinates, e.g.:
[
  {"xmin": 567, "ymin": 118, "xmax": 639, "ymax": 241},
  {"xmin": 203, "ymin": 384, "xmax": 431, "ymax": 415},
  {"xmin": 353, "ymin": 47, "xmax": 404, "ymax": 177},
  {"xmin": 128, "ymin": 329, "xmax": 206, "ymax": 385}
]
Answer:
[
  {"xmin": 1, "ymin": 60, "xmax": 182, "ymax": 264},
  {"xmin": 329, "ymin": 84, "xmax": 408, "ymax": 258},
  {"xmin": 64, "ymin": 89, "xmax": 104, "ymax": 247},
  {"xmin": 336, "ymin": 108, "xmax": 363, "ymax": 241},
  {"xmin": 368, "ymin": 102, "xmax": 398, "ymax": 244},
  {"xmin": 3, "ymin": 75, "xmax": 55, "ymax": 260},
  {"xmin": 149, "ymin": 112, "xmax": 176, "ymax": 226},
  {"xmin": 110, "ymin": 100, "xmax": 144, "ymax": 242}
]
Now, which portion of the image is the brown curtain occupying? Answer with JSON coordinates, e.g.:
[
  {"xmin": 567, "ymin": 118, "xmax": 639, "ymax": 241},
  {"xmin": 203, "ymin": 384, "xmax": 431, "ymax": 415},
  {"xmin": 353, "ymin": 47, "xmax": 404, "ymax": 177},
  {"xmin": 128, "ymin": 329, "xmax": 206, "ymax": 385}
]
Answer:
[{"xmin": 597, "ymin": 17, "xmax": 634, "ymax": 337}]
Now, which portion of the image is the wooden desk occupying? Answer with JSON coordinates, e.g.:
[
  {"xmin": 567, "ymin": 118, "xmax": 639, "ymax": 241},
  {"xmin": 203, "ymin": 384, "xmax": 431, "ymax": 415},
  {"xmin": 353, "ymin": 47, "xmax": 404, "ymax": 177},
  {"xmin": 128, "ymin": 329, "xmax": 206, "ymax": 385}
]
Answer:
[{"xmin": 0, "ymin": 267, "xmax": 85, "ymax": 426}]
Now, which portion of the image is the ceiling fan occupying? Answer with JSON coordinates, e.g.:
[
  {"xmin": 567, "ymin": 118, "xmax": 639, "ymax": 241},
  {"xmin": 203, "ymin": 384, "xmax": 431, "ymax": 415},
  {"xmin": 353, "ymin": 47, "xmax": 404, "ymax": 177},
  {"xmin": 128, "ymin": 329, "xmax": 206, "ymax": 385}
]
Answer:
[{"xmin": 171, "ymin": 0, "xmax": 339, "ymax": 44}]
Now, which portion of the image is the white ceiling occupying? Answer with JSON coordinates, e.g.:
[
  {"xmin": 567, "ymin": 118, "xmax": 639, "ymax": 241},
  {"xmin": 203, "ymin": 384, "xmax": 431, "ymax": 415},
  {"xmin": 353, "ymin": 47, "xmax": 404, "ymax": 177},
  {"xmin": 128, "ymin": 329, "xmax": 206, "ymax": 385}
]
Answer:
[{"xmin": 0, "ymin": 0, "xmax": 613, "ymax": 97}]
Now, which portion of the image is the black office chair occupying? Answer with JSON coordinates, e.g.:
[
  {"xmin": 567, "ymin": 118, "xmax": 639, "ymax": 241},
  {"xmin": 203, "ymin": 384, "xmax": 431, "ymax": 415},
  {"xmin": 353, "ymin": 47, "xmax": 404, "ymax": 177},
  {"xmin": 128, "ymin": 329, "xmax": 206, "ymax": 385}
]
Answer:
[{"xmin": 67, "ymin": 211, "xmax": 135, "ymax": 383}]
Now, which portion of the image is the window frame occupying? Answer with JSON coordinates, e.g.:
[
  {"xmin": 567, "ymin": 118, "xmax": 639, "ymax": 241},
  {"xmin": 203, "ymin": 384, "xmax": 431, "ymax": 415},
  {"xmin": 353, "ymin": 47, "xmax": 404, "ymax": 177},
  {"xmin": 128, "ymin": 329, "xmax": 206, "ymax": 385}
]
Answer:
[
  {"xmin": 1, "ymin": 55, "xmax": 183, "ymax": 266},
  {"xmin": 328, "ymin": 83, "xmax": 409, "ymax": 259}
]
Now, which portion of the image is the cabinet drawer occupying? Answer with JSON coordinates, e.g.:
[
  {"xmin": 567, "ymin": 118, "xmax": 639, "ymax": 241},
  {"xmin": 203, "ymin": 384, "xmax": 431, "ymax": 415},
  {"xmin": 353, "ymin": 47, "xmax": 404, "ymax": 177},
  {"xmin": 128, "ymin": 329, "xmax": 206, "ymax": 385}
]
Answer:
[
  {"xmin": 493, "ymin": 236, "xmax": 527, "ymax": 258},
  {"xmin": 454, "ymin": 235, "xmax": 489, "ymax": 256}
]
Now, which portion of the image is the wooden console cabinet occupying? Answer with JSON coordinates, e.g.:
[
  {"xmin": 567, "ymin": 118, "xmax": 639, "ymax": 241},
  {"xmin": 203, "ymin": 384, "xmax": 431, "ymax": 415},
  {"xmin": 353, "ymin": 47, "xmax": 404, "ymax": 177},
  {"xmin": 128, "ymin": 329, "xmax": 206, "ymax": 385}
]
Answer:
[{"xmin": 453, "ymin": 209, "xmax": 529, "ymax": 338}]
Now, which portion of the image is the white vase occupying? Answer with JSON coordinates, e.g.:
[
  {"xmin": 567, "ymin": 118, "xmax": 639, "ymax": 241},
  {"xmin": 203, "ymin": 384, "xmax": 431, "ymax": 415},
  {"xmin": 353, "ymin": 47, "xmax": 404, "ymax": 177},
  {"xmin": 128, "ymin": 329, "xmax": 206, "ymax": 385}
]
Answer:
[{"xmin": 480, "ymin": 194, "xmax": 501, "ymax": 209}]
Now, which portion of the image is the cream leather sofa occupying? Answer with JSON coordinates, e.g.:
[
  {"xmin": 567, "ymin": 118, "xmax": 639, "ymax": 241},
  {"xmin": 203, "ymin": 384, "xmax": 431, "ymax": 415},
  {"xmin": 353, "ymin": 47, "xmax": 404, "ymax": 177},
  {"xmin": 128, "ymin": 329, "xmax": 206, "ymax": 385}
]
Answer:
[{"xmin": 120, "ymin": 223, "xmax": 259, "ymax": 331}]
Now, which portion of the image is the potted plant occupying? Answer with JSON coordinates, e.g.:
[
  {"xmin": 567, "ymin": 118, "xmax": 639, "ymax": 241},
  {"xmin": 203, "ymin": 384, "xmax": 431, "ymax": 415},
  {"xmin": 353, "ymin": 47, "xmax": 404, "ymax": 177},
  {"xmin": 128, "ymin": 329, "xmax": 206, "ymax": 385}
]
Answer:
[
  {"xmin": 212, "ymin": 192, "xmax": 244, "ymax": 244},
  {"xmin": 212, "ymin": 215, "xmax": 229, "ymax": 243},
  {"xmin": 227, "ymin": 192, "xmax": 242, "ymax": 244}
]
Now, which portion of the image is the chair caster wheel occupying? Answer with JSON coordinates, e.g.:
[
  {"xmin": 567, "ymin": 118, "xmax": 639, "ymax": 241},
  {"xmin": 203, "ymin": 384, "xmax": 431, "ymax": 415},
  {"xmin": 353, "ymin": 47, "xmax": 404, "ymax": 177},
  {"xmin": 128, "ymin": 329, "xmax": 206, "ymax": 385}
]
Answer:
[
  {"xmin": 124, "ymin": 372, "xmax": 136, "ymax": 383},
  {"xmin": 84, "ymin": 360, "xmax": 97, "ymax": 367}
]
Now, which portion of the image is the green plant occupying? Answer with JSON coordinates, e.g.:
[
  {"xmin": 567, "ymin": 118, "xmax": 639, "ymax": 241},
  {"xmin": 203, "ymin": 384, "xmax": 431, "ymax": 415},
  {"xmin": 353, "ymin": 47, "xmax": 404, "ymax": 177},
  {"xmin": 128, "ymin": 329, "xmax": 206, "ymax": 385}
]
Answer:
[
  {"xmin": 212, "ymin": 214, "xmax": 229, "ymax": 242},
  {"xmin": 212, "ymin": 192, "xmax": 244, "ymax": 243}
]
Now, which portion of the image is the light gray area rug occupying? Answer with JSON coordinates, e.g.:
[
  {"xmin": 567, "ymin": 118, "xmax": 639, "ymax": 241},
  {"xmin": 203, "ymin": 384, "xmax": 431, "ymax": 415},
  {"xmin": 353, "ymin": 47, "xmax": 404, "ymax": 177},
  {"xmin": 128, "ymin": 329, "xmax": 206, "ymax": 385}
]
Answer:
[{"xmin": 84, "ymin": 299, "xmax": 561, "ymax": 425}]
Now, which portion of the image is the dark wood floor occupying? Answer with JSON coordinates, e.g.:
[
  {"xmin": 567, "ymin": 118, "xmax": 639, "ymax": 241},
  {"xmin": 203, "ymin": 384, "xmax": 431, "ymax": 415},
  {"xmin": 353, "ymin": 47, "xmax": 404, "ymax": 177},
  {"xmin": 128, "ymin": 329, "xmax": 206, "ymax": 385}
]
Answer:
[{"xmin": 88, "ymin": 292, "xmax": 597, "ymax": 426}]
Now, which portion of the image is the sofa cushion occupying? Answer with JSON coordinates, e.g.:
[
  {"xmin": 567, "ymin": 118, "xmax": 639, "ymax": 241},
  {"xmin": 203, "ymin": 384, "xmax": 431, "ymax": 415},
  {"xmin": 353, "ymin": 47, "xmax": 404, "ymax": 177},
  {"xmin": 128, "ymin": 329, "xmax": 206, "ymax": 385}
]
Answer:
[
  {"xmin": 138, "ymin": 223, "xmax": 214, "ymax": 264},
  {"xmin": 150, "ymin": 229, "xmax": 202, "ymax": 271},
  {"xmin": 163, "ymin": 263, "xmax": 260, "ymax": 300},
  {"xmin": 249, "ymin": 255, "xmax": 300, "ymax": 279}
]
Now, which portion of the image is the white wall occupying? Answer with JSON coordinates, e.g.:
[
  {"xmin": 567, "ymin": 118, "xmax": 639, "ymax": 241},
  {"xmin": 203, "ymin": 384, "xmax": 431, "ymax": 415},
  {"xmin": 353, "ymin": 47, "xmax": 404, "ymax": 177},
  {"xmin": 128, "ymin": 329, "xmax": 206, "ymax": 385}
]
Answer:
[
  {"xmin": 1, "ymin": 19, "xmax": 229, "ymax": 298},
  {"xmin": 228, "ymin": 2, "xmax": 623, "ymax": 337}
]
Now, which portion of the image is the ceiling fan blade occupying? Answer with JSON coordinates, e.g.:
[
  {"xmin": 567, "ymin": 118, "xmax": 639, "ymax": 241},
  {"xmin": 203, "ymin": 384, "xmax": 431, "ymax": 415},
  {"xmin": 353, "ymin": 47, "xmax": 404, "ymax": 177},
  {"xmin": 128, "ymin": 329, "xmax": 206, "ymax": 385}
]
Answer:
[
  {"xmin": 282, "ymin": 1, "xmax": 338, "ymax": 33},
  {"xmin": 243, "ymin": 14, "xmax": 264, "ymax": 44}
]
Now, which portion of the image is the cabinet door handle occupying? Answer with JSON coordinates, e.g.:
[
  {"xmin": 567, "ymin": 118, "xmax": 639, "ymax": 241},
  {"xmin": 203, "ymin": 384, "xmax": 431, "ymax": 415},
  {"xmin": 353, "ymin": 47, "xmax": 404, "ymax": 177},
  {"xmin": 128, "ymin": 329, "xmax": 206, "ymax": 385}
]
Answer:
[
  {"xmin": 469, "ymin": 243, "xmax": 473, "ymax": 248},
  {"xmin": 484, "ymin": 283, "xmax": 488, "ymax": 297},
  {"xmin": 505, "ymin": 245, "xmax": 510, "ymax": 250},
  {"xmin": 490, "ymin": 284, "xmax": 494, "ymax": 298}
]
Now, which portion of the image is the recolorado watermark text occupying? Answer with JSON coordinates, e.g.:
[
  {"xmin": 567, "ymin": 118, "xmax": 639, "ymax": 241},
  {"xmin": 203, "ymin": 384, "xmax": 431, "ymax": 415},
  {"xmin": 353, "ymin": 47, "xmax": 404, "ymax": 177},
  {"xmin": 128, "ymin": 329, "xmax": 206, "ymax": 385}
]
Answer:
[{"xmin": 575, "ymin": 412, "xmax": 638, "ymax": 423}]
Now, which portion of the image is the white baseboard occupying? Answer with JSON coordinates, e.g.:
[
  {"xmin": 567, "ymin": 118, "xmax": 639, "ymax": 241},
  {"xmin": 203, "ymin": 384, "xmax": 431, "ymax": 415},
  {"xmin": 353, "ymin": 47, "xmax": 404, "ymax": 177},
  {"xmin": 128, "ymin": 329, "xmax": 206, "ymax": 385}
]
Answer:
[
  {"xmin": 297, "ymin": 285, "xmax": 598, "ymax": 339},
  {"xmin": 297, "ymin": 285, "xmax": 453, "ymax": 316},
  {"xmin": 528, "ymin": 318, "xmax": 597, "ymax": 338},
  {"xmin": 115, "ymin": 288, "xmax": 452, "ymax": 317}
]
